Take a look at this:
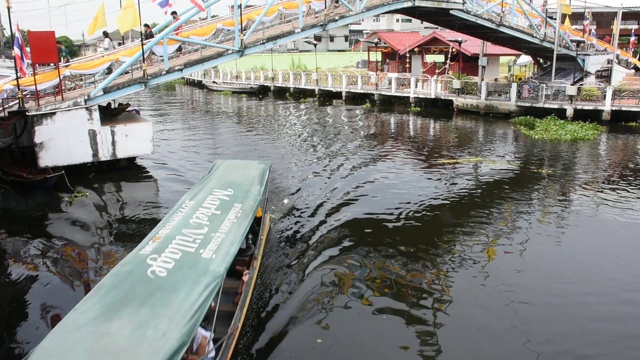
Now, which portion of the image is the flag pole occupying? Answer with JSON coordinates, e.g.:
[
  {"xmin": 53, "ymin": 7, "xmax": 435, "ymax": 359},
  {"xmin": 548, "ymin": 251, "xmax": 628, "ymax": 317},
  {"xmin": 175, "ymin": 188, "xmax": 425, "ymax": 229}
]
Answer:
[
  {"xmin": 137, "ymin": 0, "xmax": 147, "ymax": 78},
  {"xmin": 610, "ymin": 7, "xmax": 622, "ymax": 85},
  {"xmin": 120, "ymin": 0, "xmax": 125, "ymax": 46},
  {"xmin": 6, "ymin": 0, "xmax": 23, "ymax": 108},
  {"xmin": 551, "ymin": 2, "xmax": 561, "ymax": 83}
]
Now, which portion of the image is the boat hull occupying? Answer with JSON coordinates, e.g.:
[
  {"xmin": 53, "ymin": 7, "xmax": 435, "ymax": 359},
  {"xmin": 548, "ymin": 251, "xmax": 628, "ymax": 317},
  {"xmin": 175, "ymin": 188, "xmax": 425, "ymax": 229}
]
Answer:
[{"xmin": 204, "ymin": 81, "xmax": 262, "ymax": 94}]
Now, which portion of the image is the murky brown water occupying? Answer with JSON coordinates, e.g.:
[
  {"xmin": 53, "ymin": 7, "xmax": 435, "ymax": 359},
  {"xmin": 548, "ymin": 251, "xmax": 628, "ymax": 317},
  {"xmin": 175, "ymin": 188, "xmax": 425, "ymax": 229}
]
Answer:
[{"xmin": 2, "ymin": 83, "xmax": 640, "ymax": 359}]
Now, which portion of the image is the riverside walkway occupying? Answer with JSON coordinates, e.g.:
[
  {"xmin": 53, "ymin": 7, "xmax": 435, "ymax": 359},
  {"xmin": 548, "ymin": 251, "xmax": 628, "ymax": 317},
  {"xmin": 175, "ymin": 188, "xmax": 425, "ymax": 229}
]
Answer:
[{"xmin": 186, "ymin": 68, "xmax": 640, "ymax": 120}]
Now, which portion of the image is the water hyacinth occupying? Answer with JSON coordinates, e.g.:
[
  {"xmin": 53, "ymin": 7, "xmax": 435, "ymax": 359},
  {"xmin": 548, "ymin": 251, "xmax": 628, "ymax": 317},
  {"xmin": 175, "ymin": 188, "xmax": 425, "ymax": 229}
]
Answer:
[{"xmin": 510, "ymin": 115, "xmax": 605, "ymax": 142}]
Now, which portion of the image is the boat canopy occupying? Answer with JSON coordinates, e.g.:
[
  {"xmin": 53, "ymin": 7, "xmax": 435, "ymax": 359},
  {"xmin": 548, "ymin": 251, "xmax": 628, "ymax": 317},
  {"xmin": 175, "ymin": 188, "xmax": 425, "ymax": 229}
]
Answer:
[{"xmin": 27, "ymin": 160, "xmax": 271, "ymax": 360}]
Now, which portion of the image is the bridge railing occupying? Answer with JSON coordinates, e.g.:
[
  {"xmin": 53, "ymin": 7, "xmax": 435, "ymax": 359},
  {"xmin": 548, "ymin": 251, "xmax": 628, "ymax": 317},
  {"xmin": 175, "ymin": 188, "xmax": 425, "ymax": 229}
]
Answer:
[
  {"xmin": 487, "ymin": 80, "xmax": 512, "ymax": 101},
  {"xmin": 516, "ymin": 79, "xmax": 541, "ymax": 102},
  {"xmin": 612, "ymin": 82, "xmax": 640, "ymax": 106},
  {"xmin": 192, "ymin": 68, "xmax": 640, "ymax": 113},
  {"xmin": 575, "ymin": 81, "xmax": 607, "ymax": 105}
]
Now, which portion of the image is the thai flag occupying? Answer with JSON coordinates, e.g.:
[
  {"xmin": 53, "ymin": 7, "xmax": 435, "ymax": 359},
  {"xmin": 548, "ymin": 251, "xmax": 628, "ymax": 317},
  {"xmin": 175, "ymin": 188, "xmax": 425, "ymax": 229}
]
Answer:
[
  {"xmin": 631, "ymin": 28, "xmax": 637, "ymax": 49},
  {"xmin": 190, "ymin": 0, "xmax": 206, "ymax": 11},
  {"xmin": 13, "ymin": 24, "xmax": 29, "ymax": 78},
  {"xmin": 591, "ymin": 28, "xmax": 597, "ymax": 38},
  {"xmin": 152, "ymin": 0, "xmax": 172, "ymax": 15},
  {"xmin": 583, "ymin": 13, "xmax": 590, "ymax": 34}
]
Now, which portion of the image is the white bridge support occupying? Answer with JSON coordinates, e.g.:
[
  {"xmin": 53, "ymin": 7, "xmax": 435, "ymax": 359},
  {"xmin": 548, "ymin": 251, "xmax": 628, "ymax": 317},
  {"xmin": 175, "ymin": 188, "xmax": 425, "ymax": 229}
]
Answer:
[{"xmin": 30, "ymin": 106, "xmax": 153, "ymax": 168}]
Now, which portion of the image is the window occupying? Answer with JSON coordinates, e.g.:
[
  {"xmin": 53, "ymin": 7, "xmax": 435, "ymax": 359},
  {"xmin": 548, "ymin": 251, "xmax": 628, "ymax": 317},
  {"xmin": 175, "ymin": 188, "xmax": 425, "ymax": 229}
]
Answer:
[
  {"xmin": 344, "ymin": 35, "xmax": 349, "ymax": 42},
  {"xmin": 330, "ymin": 36, "xmax": 335, "ymax": 42},
  {"xmin": 396, "ymin": 19, "xmax": 399, "ymax": 23},
  {"xmin": 401, "ymin": 18, "xmax": 412, "ymax": 23},
  {"xmin": 372, "ymin": 15, "xmax": 380, "ymax": 23}
]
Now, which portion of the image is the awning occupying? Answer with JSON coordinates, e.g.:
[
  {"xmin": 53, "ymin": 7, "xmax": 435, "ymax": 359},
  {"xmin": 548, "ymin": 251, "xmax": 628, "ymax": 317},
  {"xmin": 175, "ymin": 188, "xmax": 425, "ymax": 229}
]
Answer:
[
  {"xmin": 27, "ymin": 160, "xmax": 271, "ymax": 360},
  {"xmin": 515, "ymin": 55, "xmax": 533, "ymax": 66}
]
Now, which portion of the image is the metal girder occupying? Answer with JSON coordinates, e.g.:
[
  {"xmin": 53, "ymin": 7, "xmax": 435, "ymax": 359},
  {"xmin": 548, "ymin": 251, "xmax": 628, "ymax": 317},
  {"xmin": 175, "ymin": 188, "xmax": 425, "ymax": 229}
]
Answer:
[
  {"xmin": 86, "ymin": 83, "xmax": 146, "ymax": 105},
  {"xmin": 450, "ymin": 9, "xmax": 575, "ymax": 55}
]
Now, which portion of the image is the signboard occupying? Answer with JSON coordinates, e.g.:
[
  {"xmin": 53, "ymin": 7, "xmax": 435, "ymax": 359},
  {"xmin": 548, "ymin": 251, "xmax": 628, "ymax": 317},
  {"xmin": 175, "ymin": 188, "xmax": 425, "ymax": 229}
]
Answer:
[{"xmin": 27, "ymin": 31, "xmax": 58, "ymax": 64}]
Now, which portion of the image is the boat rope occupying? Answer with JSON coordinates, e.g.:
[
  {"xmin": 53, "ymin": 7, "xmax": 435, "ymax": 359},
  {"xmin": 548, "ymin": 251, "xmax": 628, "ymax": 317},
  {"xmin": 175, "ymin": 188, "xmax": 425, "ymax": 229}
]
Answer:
[
  {"xmin": 210, "ymin": 283, "xmax": 225, "ymax": 335},
  {"xmin": 213, "ymin": 325, "xmax": 238, "ymax": 350}
]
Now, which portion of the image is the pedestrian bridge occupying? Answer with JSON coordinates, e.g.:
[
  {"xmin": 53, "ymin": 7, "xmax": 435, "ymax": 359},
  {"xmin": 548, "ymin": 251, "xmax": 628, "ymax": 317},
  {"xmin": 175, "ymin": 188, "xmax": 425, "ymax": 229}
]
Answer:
[{"xmin": 1, "ymin": 0, "xmax": 637, "ymax": 114}]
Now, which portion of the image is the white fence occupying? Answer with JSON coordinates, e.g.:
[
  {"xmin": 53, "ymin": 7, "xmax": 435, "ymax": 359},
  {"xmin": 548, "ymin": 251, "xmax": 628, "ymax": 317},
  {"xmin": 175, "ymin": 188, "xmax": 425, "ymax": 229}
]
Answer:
[{"xmin": 185, "ymin": 68, "xmax": 635, "ymax": 109}]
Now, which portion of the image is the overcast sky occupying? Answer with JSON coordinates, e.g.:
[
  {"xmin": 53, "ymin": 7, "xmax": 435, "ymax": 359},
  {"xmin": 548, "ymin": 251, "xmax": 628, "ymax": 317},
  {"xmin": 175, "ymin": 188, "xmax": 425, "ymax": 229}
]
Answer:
[{"xmin": 0, "ymin": 0, "xmax": 635, "ymax": 41}]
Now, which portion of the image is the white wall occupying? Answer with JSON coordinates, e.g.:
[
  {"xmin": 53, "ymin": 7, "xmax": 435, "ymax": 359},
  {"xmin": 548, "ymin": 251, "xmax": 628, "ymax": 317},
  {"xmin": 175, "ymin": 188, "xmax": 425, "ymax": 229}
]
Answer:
[{"xmin": 485, "ymin": 56, "xmax": 501, "ymax": 79}]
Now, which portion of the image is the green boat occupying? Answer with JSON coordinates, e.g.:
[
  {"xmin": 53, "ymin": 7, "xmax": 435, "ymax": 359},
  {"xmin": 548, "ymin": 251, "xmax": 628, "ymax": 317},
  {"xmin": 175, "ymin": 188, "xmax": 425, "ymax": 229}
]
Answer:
[{"xmin": 27, "ymin": 160, "xmax": 272, "ymax": 360}]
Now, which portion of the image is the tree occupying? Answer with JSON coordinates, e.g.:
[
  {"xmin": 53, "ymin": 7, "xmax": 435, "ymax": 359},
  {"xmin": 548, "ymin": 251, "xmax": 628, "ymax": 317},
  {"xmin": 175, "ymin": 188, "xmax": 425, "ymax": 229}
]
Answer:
[{"xmin": 56, "ymin": 36, "xmax": 78, "ymax": 59}]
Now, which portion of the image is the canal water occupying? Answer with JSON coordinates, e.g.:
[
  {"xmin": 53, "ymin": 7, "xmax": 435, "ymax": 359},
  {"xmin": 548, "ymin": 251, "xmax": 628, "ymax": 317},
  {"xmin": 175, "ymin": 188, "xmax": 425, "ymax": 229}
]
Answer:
[{"xmin": 1, "ymin": 83, "xmax": 640, "ymax": 360}]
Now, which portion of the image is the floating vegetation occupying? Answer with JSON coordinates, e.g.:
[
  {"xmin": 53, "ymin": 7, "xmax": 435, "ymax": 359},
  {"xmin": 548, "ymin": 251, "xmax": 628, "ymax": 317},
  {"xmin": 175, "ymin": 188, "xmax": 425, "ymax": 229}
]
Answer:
[
  {"xmin": 621, "ymin": 122, "xmax": 640, "ymax": 127},
  {"xmin": 362, "ymin": 100, "xmax": 372, "ymax": 110},
  {"xmin": 219, "ymin": 90, "xmax": 232, "ymax": 96},
  {"xmin": 66, "ymin": 190, "xmax": 90, "ymax": 205},
  {"xmin": 300, "ymin": 98, "xmax": 309, "ymax": 104},
  {"xmin": 437, "ymin": 158, "xmax": 484, "ymax": 164},
  {"xmin": 399, "ymin": 346, "xmax": 410, "ymax": 352},
  {"xmin": 510, "ymin": 115, "xmax": 604, "ymax": 142},
  {"xmin": 409, "ymin": 106, "xmax": 421, "ymax": 114}
]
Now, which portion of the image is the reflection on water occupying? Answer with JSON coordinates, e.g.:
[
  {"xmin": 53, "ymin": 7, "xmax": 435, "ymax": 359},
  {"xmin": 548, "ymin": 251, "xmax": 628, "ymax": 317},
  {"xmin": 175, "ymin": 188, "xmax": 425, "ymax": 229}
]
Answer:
[
  {"xmin": 2, "ymin": 85, "xmax": 640, "ymax": 359},
  {"xmin": 0, "ymin": 164, "xmax": 160, "ymax": 358}
]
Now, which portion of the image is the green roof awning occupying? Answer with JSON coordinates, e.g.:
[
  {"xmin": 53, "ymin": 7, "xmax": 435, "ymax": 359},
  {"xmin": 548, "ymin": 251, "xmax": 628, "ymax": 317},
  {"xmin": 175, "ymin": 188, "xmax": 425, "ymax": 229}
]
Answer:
[{"xmin": 27, "ymin": 160, "xmax": 271, "ymax": 360}]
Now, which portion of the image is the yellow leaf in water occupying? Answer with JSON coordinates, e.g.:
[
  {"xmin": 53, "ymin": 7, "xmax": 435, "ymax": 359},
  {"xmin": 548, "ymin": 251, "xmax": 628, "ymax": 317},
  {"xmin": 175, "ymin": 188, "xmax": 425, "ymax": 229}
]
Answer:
[
  {"xmin": 485, "ymin": 246, "xmax": 497, "ymax": 262},
  {"xmin": 361, "ymin": 297, "xmax": 373, "ymax": 306},
  {"xmin": 320, "ymin": 323, "xmax": 330, "ymax": 330},
  {"xmin": 490, "ymin": 237, "xmax": 499, "ymax": 245},
  {"xmin": 374, "ymin": 291, "xmax": 381, "ymax": 297},
  {"xmin": 384, "ymin": 288, "xmax": 390, "ymax": 293},
  {"xmin": 399, "ymin": 345, "xmax": 410, "ymax": 351}
]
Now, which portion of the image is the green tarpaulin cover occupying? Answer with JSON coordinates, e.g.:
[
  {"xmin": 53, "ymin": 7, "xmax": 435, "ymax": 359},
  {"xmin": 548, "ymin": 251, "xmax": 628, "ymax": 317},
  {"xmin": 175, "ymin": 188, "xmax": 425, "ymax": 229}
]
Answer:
[{"xmin": 28, "ymin": 160, "xmax": 271, "ymax": 360}]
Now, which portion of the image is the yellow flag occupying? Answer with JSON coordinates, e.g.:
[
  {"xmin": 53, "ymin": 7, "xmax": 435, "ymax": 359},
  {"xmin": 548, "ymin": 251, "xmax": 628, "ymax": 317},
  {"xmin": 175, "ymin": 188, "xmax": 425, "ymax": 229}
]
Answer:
[
  {"xmin": 87, "ymin": 3, "xmax": 107, "ymax": 37},
  {"xmin": 612, "ymin": 17, "xmax": 618, "ymax": 35},
  {"xmin": 115, "ymin": 0, "xmax": 140, "ymax": 35},
  {"xmin": 560, "ymin": 0, "xmax": 572, "ymax": 14},
  {"xmin": 564, "ymin": 15, "xmax": 571, "ymax": 28}
]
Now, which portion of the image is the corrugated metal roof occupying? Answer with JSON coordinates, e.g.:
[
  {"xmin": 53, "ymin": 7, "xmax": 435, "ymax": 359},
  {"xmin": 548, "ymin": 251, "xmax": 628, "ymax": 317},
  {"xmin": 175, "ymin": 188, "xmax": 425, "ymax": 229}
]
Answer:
[
  {"xmin": 403, "ymin": 30, "xmax": 521, "ymax": 56},
  {"xmin": 353, "ymin": 31, "xmax": 425, "ymax": 52}
]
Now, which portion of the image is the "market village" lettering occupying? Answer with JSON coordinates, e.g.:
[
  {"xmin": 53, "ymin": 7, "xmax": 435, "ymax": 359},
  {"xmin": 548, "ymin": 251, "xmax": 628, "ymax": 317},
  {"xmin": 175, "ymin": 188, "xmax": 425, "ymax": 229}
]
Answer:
[{"xmin": 145, "ymin": 189, "xmax": 234, "ymax": 279}]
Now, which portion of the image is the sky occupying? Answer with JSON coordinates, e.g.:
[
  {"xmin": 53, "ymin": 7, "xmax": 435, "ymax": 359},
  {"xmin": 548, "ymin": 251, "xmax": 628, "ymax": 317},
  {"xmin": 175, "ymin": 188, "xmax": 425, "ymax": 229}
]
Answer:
[
  {"xmin": 0, "ymin": 0, "xmax": 635, "ymax": 41},
  {"xmin": 1, "ymin": 0, "xmax": 255, "ymax": 41}
]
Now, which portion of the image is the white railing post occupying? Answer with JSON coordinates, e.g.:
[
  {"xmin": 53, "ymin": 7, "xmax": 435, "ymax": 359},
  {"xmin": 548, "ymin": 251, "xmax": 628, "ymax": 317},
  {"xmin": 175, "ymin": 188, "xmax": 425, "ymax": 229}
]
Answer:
[
  {"xmin": 540, "ymin": 84, "xmax": 546, "ymax": 103},
  {"xmin": 357, "ymin": 75, "xmax": 362, "ymax": 90},
  {"xmin": 342, "ymin": 74, "xmax": 347, "ymax": 91},
  {"xmin": 278, "ymin": 71, "xmax": 283, "ymax": 85},
  {"xmin": 510, "ymin": 83, "xmax": 517, "ymax": 103},
  {"xmin": 481, "ymin": 81, "xmax": 487, "ymax": 100},
  {"xmin": 391, "ymin": 77, "xmax": 397, "ymax": 93},
  {"xmin": 328, "ymin": 73, "xmax": 333, "ymax": 88},
  {"xmin": 260, "ymin": 70, "xmax": 264, "ymax": 83},
  {"xmin": 302, "ymin": 73, "xmax": 307, "ymax": 87},
  {"xmin": 289, "ymin": 71, "xmax": 294, "ymax": 87},
  {"xmin": 604, "ymin": 86, "xmax": 614, "ymax": 110},
  {"xmin": 431, "ymin": 77, "xmax": 437, "ymax": 97},
  {"xmin": 250, "ymin": 71, "xmax": 255, "ymax": 84},
  {"xmin": 241, "ymin": 71, "xmax": 246, "ymax": 82},
  {"xmin": 410, "ymin": 76, "xmax": 416, "ymax": 97}
]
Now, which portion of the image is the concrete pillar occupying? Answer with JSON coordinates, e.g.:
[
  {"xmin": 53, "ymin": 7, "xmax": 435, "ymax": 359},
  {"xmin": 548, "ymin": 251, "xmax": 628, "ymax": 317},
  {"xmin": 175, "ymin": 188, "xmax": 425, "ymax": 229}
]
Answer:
[
  {"xmin": 250, "ymin": 71, "xmax": 255, "ymax": 84},
  {"xmin": 480, "ymin": 81, "xmax": 487, "ymax": 101},
  {"xmin": 566, "ymin": 106, "xmax": 574, "ymax": 119},
  {"xmin": 431, "ymin": 77, "xmax": 436, "ymax": 97},
  {"xmin": 602, "ymin": 86, "xmax": 614, "ymax": 121},
  {"xmin": 510, "ymin": 83, "xmax": 517, "ymax": 104},
  {"xmin": 410, "ymin": 77, "xmax": 416, "ymax": 97},
  {"xmin": 540, "ymin": 84, "xmax": 546, "ymax": 103}
]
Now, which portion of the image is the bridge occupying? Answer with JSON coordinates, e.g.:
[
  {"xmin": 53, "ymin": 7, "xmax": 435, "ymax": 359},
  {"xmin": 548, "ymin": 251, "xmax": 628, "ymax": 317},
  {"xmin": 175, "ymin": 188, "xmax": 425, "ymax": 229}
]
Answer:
[
  {"xmin": 0, "ymin": 0, "xmax": 638, "ymax": 168},
  {"xmin": 1, "ymin": 0, "xmax": 637, "ymax": 111}
]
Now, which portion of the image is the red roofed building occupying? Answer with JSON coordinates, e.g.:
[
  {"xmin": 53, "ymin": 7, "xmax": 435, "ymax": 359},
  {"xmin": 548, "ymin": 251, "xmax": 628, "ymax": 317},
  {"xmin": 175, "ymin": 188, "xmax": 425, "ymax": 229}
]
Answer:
[{"xmin": 354, "ymin": 30, "xmax": 521, "ymax": 79}]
